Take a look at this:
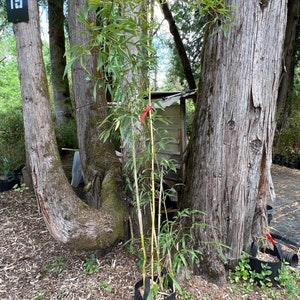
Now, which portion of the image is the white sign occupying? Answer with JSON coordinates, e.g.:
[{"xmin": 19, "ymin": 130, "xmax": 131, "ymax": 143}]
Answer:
[{"xmin": 11, "ymin": 0, "xmax": 23, "ymax": 9}]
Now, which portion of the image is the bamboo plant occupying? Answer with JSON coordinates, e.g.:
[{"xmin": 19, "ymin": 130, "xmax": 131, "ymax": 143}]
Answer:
[{"xmin": 73, "ymin": 1, "xmax": 208, "ymax": 298}]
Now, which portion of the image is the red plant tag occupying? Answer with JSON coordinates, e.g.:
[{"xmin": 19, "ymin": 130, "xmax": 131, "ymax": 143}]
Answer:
[
  {"xmin": 140, "ymin": 105, "xmax": 152, "ymax": 122},
  {"xmin": 266, "ymin": 233, "xmax": 275, "ymax": 245}
]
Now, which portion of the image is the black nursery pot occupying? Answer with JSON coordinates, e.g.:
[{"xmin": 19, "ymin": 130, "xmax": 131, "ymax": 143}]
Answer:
[
  {"xmin": 0, "ymin": 177, "xmax": 20, "ymax": 193},
  {"xmin": 266, "ymin": 205, "xmax": 273, "ymax": 225},
  {"xmin": 249, "ymin": 257, "xmax": 281, "ymax": 285},
  {"xmin": 249, "ymin": 241, "xmax": 282, "ymax": 285},
  {"xmin": 281, "ymin": 250, "xmax": 299, "ymax": 267},
  {"xmin": 134, "ymin": 276, "xmax": 176, "ymax": 300}
]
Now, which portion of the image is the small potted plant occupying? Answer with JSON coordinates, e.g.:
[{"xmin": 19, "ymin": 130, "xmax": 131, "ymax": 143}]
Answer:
[
  {"xmin": 249, "ymin": 234, "xmax": 282, "ymax": 285},
  {"xmin": 0, "ymin": 156, "xmax": 20, "ymax": 192},
  {"xmin": 128, "ymin": 100, "xmax": 205, "ymax": 299}
]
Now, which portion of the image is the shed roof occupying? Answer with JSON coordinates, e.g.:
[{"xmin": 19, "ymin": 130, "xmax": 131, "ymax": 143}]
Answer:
[{"xmin": 151, "ymin": 89, "xmax": 197, "ymax": 108}]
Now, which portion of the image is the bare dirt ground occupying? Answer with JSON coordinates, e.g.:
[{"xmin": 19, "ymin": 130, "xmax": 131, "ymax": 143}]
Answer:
[{"xmin": 1, "ymin": 162, "xmax": 300, "ymax": 299}]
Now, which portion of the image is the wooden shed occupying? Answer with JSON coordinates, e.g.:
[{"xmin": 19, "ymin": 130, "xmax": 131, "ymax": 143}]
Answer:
[{"xmin": 150, "ymin": 89, "xmax": 197, "ymax": 184}]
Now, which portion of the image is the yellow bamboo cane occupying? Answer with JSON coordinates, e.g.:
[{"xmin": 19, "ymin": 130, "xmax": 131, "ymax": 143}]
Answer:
[{"xmin": 130, "ymin": 117, "xmax": 147, "ymax": 287}]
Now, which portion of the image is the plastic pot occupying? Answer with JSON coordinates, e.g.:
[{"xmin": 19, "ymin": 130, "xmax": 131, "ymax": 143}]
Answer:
[
  {"xmin": 249, "ymin": 257, "xmax": 281, "ymax": 285},
  {"xmin": 266, "ymin": 205, "xmax": 273, "ymax": 225},
  {"xmin": 263, "ymin": 235, "xmax": 298, "ymax": 267},
  {"xmin": 262, "ymin": 244, "xmax": 282, "ymax": 261},
  {"xmin": 251, "ymin": 241, "xmax": 282, "ymax": 260},
  {"xmin": 281, "ymin": 250, "xmax": 298, "ymax": 267},
  {"xmin": 249, "ymin": 241, "xmax": 282, "ymax": 285},
  {"xmin": 134, "ymin": 276, "xmax": 176, "ymax": 300},
  {"xmin": 0, "ymin": 177, "xmax": 20, "ymax": 192}
]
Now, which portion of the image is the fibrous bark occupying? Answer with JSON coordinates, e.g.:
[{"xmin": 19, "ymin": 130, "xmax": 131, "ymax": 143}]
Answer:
[
  {"xmin": 183, "ymin": 0, "xmax": 287, "ymax": 283},
  {"xmin": 14, "ymin": 0, "xmax": 127, "ymax": 251},
  {"xmin": 48, "ymin": 0, "xmax": 72, "ymax": 123}
]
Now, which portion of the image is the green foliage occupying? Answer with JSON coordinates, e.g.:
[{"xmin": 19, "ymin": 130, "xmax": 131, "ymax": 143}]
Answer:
[
  {"xmin": 275, "ymin": 262, "xmax": 300, "ymax": 298},
  {"xmin": 0, "ymin": 33, "xmax": 25, "ymax": 174},
  {"xmin": 65, "ymin": 0, "xmax": 156, "ymax": 104},
  {"xmin": 186, "ymin": 100, "xmax": 195, "ymax": 135},
  {"xmin": 163, "ymin": 1, "xmax": 205, "ymax": 89},
  {"xmin": 67, "ymin": 2, "xmax": 231, "ymax": 298},
  {"xmin": 0, "ymin": 109, "xmax": 25, "ymax": 174},
  {"xmin": 194, "ymin": 0, "xmax": 234, "ymax": 22},
  {"xmin": 0, "ymin": 1, "xmax": 8, "ymax": 30},
  {"xmin": 42, "ymin": 41, "xmax": 51, "ymax": 80},
  {"xmin": 0, "ymin": 34, "xmax": 21, "ymax": 112},
  {"xmin": 83, "ymin": 254, "xmax": 99, "ymax": 274},
  {"xmin": 159, "ymin": 209, "xmax": 205, "ymax": 280},
  {"xmin": 228, "ymin": 252, "xmax": 257, "ymax": 292},
  {"xmin": 274, "ymin": 114, "xmax": 300, "ymax": 161},
  {"xmin": 100, "ymin": 74, "xmax": 190, "ymax": 299},
  {"xmin": 32, "ymin": 291, "xmax": 45, "ymax": 300},
  {"xmin": 54, "ymin": 119, "xmax": 78, "ymax": 150},
  {"xmin": 229, "ymin": 252, "xmax": 300, "ymax": 297},
  {"xmin": 274, "ymin": 67, "xmax": 300, "ymax": 161},
  {"xmin": 42, "ymin": 256, "xmax": 67, "ymax": 276},
  {"xmin": 0, "ymin": 156, "xmax": 10, "ymax": 176},
  {"xmin": 178, "ymin": 290, "xmax": 194, "ymax": 300},
  {"xmin": 74, "ymin": 4, "xmax": 207, "ymax": 298},
  {"xmin": 57, "ymin": 287, "xmax": 67, "ymax": 299},
  {"xmin": 97, "ymin": 281, "xmax": 113, "ymax": 292},
  {"xmin": 162, "ymin": 0, "xmax": 235, "ymax": 89},
  {"xmin": 13, "ymin": 183, "xmax": 29, "ymax": 192},
  {"xmin": 255, "ymin": 263, "xmax": 272, "ymax": 291}
]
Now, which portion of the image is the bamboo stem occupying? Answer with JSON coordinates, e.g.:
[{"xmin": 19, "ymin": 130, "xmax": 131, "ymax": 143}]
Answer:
[
  {"xmin": 131, "ymin": 117, "xmax": 147, "ymax": 285},
  {"xmin": 148, "ymin": 86, "xmax": 156, "ymax": 286}
]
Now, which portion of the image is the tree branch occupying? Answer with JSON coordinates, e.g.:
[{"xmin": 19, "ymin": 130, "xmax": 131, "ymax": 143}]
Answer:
[{"xmin": 158, "ymin": 0, "xmax": 196, "ymax": 90}]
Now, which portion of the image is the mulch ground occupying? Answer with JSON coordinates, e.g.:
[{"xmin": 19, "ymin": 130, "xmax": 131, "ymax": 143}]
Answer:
[
  {"xmin": 0, "ymin": 190, "xmax": 142, "ymax": 300},
  {"xmin": 0, "ymin": 191, "xmax": 259, "ymax": 300},
  {"xmin": 0, "ymin": 164, "xmax": 300, "ymax": 299}
]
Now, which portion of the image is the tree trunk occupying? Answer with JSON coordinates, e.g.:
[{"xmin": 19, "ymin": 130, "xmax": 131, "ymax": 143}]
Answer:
[
  {"xmin": 14, "ymin": 0, "xmax": 127, "ymax": 251},
  {"xmin": 68, "ymin": 0, "xmax": 120, "ymax": 209},
  {"xmin": 183, "ymin": 0, "xmax": 287, "ymax": 283},
  {"xmin": 275, "ymin": 0, "xmax": 300, "ymax": 130},
  {"xmin": 48, "ymin": 0, "xmax": 72, "ymax": 123}
]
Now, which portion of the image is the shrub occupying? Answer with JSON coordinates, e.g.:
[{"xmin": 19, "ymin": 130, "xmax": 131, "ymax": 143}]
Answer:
[
  {"xmin": 54, "ymin": 119, "xmax": 78, "ymax": 151},
  {"xmin": 0, "ymin": 108, "xmax": 25, "ymax": 174},
  {"xmin": 273, "ymin": 67, "xmax": 300, "ymax": 163}
]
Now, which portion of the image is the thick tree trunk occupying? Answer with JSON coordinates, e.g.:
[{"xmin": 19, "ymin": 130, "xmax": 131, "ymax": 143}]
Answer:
[
  {"xmin": 183, "ymin": 0, "xmax": 287, "ymax": 283},
  {"xmin": 48, "ymin": 0, "xmax": 72, "ymax": 123},
  {"xmin": 14, "ymin": 0, "xmax": 127, "ymax": 250},
  {"xmin": 68, "ymin": 0, "xmax": 120, "ymax": 209}
]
